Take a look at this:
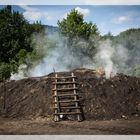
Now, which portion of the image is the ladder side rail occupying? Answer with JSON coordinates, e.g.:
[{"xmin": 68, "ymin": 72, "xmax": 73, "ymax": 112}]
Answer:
[
  {"xmin": 54, "ymin": 73, "xmax": 60, "ymax": 121},
  {"xmin": 72, "ymin": 72, "xmax": 81, "ymax": 121}
]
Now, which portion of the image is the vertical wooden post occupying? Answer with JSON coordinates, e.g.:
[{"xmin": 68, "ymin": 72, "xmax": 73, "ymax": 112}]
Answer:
[
  {"xmin": 54, "ymin": 73, "xmax": 60, "ymax": 121},
  {"xmin": 72, "ymin": 72, "xmax": 80, "ymax": 121}
]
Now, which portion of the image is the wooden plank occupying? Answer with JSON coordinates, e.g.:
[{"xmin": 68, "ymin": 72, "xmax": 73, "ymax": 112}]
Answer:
[
  {"xmin": 54, "ymin": 112, "xmax": 81, "ymax": 115},
  {"xmin": 53, "ymin": 81, "xmax": 77, "ymax": 85},
  {"xmin": 52, "ymin": 87, "xmax": 78, "ymax": 91},
  {"xmin": 54, "ymin": 76, "xmax": 76, "ymax": 79},
  {"xmin": 53, "ymin": 93, "xmax": 79, "ymax": 97},
  {"xmin": 54, "ymin": 100, "xmax": 80, "ymax": 103},
  {"xmin": 53, "ymin": 107, "xmax": 81, "ymax": 109}
]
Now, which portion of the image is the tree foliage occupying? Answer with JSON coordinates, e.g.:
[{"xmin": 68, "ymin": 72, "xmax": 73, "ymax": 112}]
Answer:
[
  {"xmin": 0, "ymin": 5, "xmax": 43, "ymax": 81},
  {"xmin": 58, "ymin": 9, "xmax": 98, "ymax": 41},
  {"xmin": 58, "ymin": 9, "xmax": 99, "ymax": 68},
  {"xmin": 113, "ymin": 28, "xmax": 140, "ymax": 74},
  {"xmin": 101, "ymin": 28, "xmax": 140, "ymax": 76},
  {"xmin": 0, "ymin": 63, "xmax": 11, "ymax": 81}
]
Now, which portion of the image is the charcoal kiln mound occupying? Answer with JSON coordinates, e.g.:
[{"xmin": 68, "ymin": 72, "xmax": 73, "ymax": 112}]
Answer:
[{"xmin": 0, "ymin": 68, "xmax": 140, "ymax": 120}]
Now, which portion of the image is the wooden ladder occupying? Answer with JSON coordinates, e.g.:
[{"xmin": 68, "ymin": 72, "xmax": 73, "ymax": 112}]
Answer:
[{"xmin": 52, "ymin": 72, "xmax": 83, "ymax": 122}]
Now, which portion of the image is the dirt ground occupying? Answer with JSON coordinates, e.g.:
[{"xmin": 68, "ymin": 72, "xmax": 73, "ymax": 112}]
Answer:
[{"xmin": 0, "ymin": 117, "xmax": 140, "ymax": 135}]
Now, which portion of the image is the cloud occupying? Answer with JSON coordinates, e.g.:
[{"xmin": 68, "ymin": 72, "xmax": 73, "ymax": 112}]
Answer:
[
  {"xmin": 62, "ymin": 7, "xmax": 90, "ymax": 19},
  {"xmin": 23, "ymin": 11, "xmax": 42, "ymax": 21},
  {"xmin": 19, "ymin": 5, "xmax": 53, "ymax": 22},
  {"xmin": 75, "ymin": 7, "xmax": 90, "ymax": 16},
  {"xmin": 112, "ymin": 16, "xmax": 131, "ymax": 24}
]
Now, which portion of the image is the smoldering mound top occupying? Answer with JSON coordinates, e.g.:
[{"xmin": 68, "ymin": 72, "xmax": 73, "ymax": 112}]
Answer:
[{"xmin": 0, "ymin": 68, "xmax": 139, "ymax": 120}]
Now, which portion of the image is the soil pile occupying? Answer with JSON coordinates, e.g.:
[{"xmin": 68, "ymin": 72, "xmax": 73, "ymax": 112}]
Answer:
[{"xmin": 0, "ymin": 68, "xmax": 140, "ymax": 120}]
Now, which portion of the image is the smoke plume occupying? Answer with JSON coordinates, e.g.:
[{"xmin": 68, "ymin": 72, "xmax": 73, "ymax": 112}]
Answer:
[{"xmin": 11, "ymin": 29, "xmax": 135, "ymax": 80}]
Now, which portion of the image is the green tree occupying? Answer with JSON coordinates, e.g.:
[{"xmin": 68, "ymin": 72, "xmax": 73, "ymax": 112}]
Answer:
[
  {"xmin": 127, "ymin": 65, "xmax": 140, "ymax": 77},
  {"xmin": 0, "ymin": 63, "xmax": 11, "ymax": 111},
  {"xmin": 58, "ymin": 9, "xmax": 99, "ymax": 68},
  {"xmin": 113, "ymin": 28, "xmax": 140, "ymax": 70},
  {"xmin": 58, "ymin": 9, "xmax": 98, "ymax": 45},
  {"xmin": 102, "ymin": 32, "xmax": 114, "ymax": 40},
  {"xmin": 0, "ymin": 63, "xmax": 11, "ymax": 81},
  {"xmin": 0, "ymin": 5, "xmax": 43, "ymax": 80}
]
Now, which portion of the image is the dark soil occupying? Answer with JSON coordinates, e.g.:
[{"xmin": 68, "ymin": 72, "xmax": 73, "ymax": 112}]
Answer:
[{"xmin": 0, "ymin": 68, "xmax": 140, "ymax": 120}]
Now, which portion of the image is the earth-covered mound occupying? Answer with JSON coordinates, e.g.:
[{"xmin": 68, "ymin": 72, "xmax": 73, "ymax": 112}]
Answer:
[{"xmin": 0, "ymin": 68, "xmax": 139, "ymax": 120}]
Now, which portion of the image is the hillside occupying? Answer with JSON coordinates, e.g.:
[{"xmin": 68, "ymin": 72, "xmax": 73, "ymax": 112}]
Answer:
[{"xmin": 42, "ymin": 25, "xmax": 58, "ymax": 34}]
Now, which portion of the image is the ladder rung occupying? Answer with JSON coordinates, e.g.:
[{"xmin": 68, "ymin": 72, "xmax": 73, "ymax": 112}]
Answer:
[
  {"xmin": 53, "ymin": 107, "xmax": 81, "ymax": 109},
  {"xmin": 53, "ymin": 81, "xmax": 77, "ymax": 85},
  {"xmin": 53, "ymin": 93, "xmax": 79, "ymax": 97},
  {"xmin": 54, "ymin": 76, "xmax": 76, "ymax": 79},
  {"xmin": 54, "ymin": 100, "xmax": 80, "ymax": 103},
  {"xmin": 54, "ymin": 112, "xmax": 81, "ymax": 115},
  {"xmin": 53, "ymin": 87, "xmax": 78, "ymax": 91}
]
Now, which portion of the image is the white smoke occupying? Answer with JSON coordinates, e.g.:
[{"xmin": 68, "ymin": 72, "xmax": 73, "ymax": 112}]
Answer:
[
  {"xmin": 29, "ymin": 46, "xmax": 70, "ymax": 77},
  {"xmin": 10, "ymin": 31, "xmax": 129, "ymax": 80},
  {"xmin": 94, "ymin": 39, "xmax": 129, "ymax": 78},
  {"xmin": 94, "ymin": 39, "xmax": 115, "ymax": 79},
  {"xmin": 10, "ymin": 64, "xmax": 28, "ymax": 80}
]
